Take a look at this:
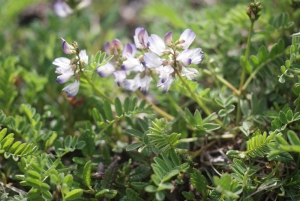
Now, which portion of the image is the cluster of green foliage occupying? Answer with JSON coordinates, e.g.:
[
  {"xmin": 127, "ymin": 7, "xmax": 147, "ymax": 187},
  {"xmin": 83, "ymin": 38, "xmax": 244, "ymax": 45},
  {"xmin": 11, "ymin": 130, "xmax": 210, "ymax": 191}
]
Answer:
[{"xmin": 1, "ymin": 0, "xmax": 300, "ymax": 200}]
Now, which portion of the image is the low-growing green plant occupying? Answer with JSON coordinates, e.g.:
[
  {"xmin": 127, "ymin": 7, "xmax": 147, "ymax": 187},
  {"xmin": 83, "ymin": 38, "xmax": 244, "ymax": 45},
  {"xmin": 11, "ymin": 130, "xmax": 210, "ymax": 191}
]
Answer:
[{"xmin": 1, "ymin": 0, "xmax": 300, "ymax": 200}]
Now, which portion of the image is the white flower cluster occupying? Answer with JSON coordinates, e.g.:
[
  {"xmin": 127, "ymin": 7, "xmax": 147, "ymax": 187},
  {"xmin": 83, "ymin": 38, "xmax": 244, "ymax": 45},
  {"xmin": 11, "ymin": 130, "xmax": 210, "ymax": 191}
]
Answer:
[{"xmin": 97, "ymin": 28, "xmax": 204, "ymax": 93}]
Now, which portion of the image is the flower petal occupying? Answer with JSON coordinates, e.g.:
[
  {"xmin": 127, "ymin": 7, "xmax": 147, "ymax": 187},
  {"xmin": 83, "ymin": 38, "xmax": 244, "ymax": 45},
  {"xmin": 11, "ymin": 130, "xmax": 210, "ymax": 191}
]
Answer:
[
  {"xmin": 53, "ymin": 57, "xmax": 71, "ymax": 69},
  {"xmin": 179, "ymin": 29, "xmax": 196, "ymax": 49},
  {"xmin": 60, "ymin": 37, "xmax": 75, "ymax": 54},
  {"xmin": 113, "ymin": 71, "xmax": 127, "ymax": 86},
  {"xmin": 97, "ymin": 62, "xmax": 115, "ymax": 77},
  {"xmin": 144, "ymin": 52, "xmax": 162, "ymax": 69},
  {"xmin": 148, "ymin": 34, "xmax": 165, "ymax": 56},
  {"xmin": 62, "ymin": 80, "xmax": 80, "ymax": 97}
]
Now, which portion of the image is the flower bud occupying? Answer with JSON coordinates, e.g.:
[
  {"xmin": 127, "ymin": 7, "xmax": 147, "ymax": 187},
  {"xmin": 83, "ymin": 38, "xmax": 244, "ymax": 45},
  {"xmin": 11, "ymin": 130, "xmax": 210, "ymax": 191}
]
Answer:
[
  {"xmin": 246, "ymin": 1, "xmax": 262, "ymax": 22},
  {"xmin": 60, "ymin": 37, "xmax": 76, "ymax": 54},
  {"xmin": 164, "ymin": 31, "xmax": 173, "ymax": 46}
]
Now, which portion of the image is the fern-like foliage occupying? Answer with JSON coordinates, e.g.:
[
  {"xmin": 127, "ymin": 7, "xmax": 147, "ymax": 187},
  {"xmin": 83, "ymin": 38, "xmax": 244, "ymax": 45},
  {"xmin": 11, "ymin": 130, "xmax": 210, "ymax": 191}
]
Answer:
[
  {"xmin": 145, "ymin": 149, "xmax": 189, "ymax": 201},
  {"xmin": 0, "ymin": 128, "xmax": 37, "ymax": 160},
  {"xmin": 244, "ymin": 130, "xmax": 275, "ymax": 158}
]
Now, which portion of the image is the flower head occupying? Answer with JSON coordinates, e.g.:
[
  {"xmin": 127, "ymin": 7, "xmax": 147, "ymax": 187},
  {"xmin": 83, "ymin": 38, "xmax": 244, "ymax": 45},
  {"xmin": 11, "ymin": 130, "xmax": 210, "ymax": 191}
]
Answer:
[
  {"xmin": 157, "ymin": 76, "xmax": 174, "ymax": 93},
  {"xmin": 113, "ymin": 71, "xmax": 127, "ymax": 86},
  {"xmin": 181, "ymin": 67, "xmax": 199, "ymax": 81}
]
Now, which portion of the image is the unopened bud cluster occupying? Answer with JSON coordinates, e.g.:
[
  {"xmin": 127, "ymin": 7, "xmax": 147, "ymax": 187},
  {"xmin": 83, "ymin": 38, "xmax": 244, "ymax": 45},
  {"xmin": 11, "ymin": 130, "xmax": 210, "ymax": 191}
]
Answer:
[{"xmin": 246, "ymin": 2, "xmax": 262, "ymax": 22}]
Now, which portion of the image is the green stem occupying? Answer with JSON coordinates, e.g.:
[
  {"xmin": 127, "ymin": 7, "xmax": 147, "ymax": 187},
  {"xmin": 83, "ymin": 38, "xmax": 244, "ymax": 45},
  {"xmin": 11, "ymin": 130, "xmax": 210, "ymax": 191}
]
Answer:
[
  {"xmin": 242, "ymin": 52, "xmax": 284, "ymax": 90},
  {"xmin": 239, "ymin": 21, "xmax": 254, "ymax": 90},
  {"xmin": 236, "ymin": 21, "xmax": 254, "ymax": 125},
  {"xmin": 202, "ymin": 69, "xmax": 240, "ymax": 95},
  {"xmin": 81, "ymin": 72, "xmax": 113, "ymax": 104},
  {"xmin": 175, "ymin": 69, "xmax": 222, "ymax": 125},
  {"xmin": 136, "ymin": 91, "xmax": 174, "ymax": 121},
  {"xmin": 165, "ymin": 92, "xmax": 186, "ymax": 117}
]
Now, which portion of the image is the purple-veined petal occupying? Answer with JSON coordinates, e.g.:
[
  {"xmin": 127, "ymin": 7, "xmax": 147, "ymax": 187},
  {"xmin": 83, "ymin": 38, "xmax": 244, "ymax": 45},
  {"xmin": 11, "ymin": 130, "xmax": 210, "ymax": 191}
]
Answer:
[
  {"xmin": 54, "ymin": 1, "xmax": 73, "ymax": 18},
  {"xmin": 134, "ymin": 27, "xmax": 148, "ymax": 49},
  {"xmin": 138, "ymin": 75, "xmax": 152, "ymax": 93},
  {"xmin": 181, "ymin": 67, "xmax": 199, "ymax": 81},
  {"xmin": 144, "ymin": 52, "xmax": 162, "ymax": 69},
  {"xmin": 62, "ymin": 80, "xmax": 80, "ymax": 97},
  {"xmin": 189, "ymin": 48, "xmax": 204, "ymax": 64},
  {"xmin": 179, "ymin": 29, "xmax": 196, "ymax": 49},
  {"xmin": 113, "ymin": 71, "xmax": 127, "ymax": 86},
  {"xmin": 177, "ymin": 49, "xmax": 193, "ymax": 66},
  {"xmin": 158, "ymin": 65, "xmax": 174, "ymax": 83},
  {"xmin": 148, "ymin": 34, "xmax": 165, "ymax": 56},
  {"xmin": 60, "ymin": 37, "xmax": 75, "ymax": 54},
  {"xmin": 164, "ymin": 32, "xmax": 173, "ymax": 46},
  {"xmin": 97, "ymin": 62, "xmax": 115, "ymax": 77},
  {"xmin": 56, "ymin": 71, "xmax": 74, "ymax": 84},
  {"xmin": 123, "ymin": 43, "xmax": 136, "ymax": 57},
  {"xmin": 157, "ymin": 76, "xmax": 175, "ymax": 93}
]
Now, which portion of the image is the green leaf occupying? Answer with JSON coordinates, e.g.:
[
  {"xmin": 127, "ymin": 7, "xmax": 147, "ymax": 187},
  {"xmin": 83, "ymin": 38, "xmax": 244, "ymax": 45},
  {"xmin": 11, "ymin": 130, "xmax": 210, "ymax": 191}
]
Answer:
[
  {"xmin": 114, "ymin": 97, "xmax": 123, "ymax": 117},
  {"xmin": 279, "ymin": 111, "xmax": 288, "ymax": 124},
  {"xmin": 191, "ymin": 170, "xmax": 207, "ymax": 195},
  {"xmin": 126, "ymin": 188, "xmax": 143, "ymax": 201},
  {"xmin": 64, "ymin": 136, "xmax": 72, "ymax": 149},
  {"xmin": 83, "ymin": 161, "xmax": 92, "ymax": 188},
  {"xmin": 169, "ymin": 148, "xmax": 180, "ymax": 166},
  {"xmin": 286, "ymin": 109, "xmax": 293, "ymax": 122},
  {"xmin": 182, "ymin": 191, "xmax": 195, "ymax": 200},
  {"xmin": 124, "ymin": 97, "xmax": 131, "ymax": 113},
  {"xmin": 126, "ymin": 142, "xmax": 143, "ymax": 151},
  {"xmin": 250, "ymin": 55, "xmax": 259, "ymax": 67},
  {"xmin": 125, "ymin": 129, "xmax": 144, "ymax": 139},
  {"xmin": 287, "ymin": 130, "xmax": 300, "ymax": 145},
  {"xmin": 0, "ymin": 128, "xmax": 7, "ymax": 141},
  {"xmin": 145, "ymin": 185, "xmax": 157, "ymax": 192},
  {"xmin": 203, "ymin": 123, "xmax": 220, "ymax": 131},
  {"xmin": 103, "ymin": 100, "xmax": 114, "ymax": 121},
  {"xmin": 155, "ymin": 191, "xmax": 165, "ymax": 201},
  {"xmin": 65, "ymin": 189, "xmax": 83, "ymax": 201},
  {"xmin": 258, "ymin": 45, "xmax": 268, "ymax": 63}
]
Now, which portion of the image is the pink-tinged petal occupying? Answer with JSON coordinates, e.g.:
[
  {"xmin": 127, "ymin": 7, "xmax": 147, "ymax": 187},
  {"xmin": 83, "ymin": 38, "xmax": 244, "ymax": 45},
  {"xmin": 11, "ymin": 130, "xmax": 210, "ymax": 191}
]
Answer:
[
  {"xmin": 144, "ymin": 52, "xmax": 162, "ymax": 69},
  {"xmin": 113, "ymin": 71, "xmax": 127, "ymax": 86},
  {"xmin": 97, "ymin": 62, "xmax": 115, "ymax": 77},
  {"xmin": 60, "ymin": 37, "xmax": 75, "ymax": 54},
  {"xmin": 157, "ymin": 76, "xmax": 174, "ymax": 93},
  {"xmin": 122, "ymin": 57, "xmax": 141, "ymax": 70},
  {"xmin": 53, "ymin": 57, "xmax": 71, "ymax": 69},
  {"xmin": 148, "ymin": 34, "xmax": 165, "ymax": 56},
  {"xmin": 104, "ymin": 42, "xmax": 111, "ymax": 54},
  {"xmin": 54, "ymin": 1, "xmax": 73, "ymax": 18},
  {"xmin": 164, "ymin": 32, "xmax": 173, "ymax": 46},
  {"xmin": 62, "ymin": 80, "xmax": 80, "ymax": 97},
  {"xmin": 112, "ymin": 39, "xmax": 123, "ymax": 55},
  {"xmin": 179, "ymin": 29, "xmax": 196, "ymax": 49},
  {"xmin": 56, "ymin": 71, "xmax": 74, "ymax": 84},
  {"xmin": 181, "ymin": 67, "xmax": 199, "ymax": 81}
]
